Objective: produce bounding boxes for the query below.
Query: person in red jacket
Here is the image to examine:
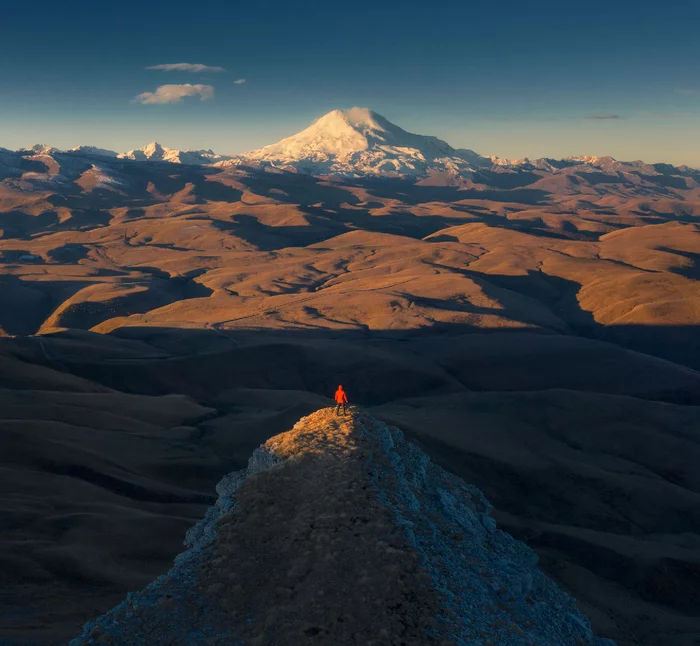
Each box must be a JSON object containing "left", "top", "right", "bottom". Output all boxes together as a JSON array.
[{"left": 334, "top": 384, "right": 349, "bottom": 416}]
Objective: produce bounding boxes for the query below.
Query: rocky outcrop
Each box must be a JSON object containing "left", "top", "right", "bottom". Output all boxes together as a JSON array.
[{"left": 72, "top": 408, "right": 614, "bottom": 645}]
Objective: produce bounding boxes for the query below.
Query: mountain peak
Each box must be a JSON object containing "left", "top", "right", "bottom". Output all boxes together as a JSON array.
[
  {"left": 319, "top": 107, "right": 385, "bottom": 132},
  {"left": 143, "top": 141, "right": 165, "bottom": 153},
  {"left": 72, "top": 408, "right": 609, "bottom": 645},
  {"left": 118, "top": 141, "right": 171, "bottom": 162},
  {"left": 25, "top": 143, "right": 59, "bottom": 155},
  {"left": 251, "top": 107, "right": 385, "bottom": 159},
  {"left": 243, "top": 107, "right": 483, "bottom": 176},
  {"left": 312, "top": 107, "right": 428, "bottom": 150}
]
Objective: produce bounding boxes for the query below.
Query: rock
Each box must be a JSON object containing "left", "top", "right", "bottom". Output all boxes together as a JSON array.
[{"left": 71, "top": 407, "right": 614, "bottom": 645}]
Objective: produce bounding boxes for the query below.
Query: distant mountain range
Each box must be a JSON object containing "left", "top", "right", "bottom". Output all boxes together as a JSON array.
[{"left": 7, "top": 108, "right": 699, "bottom": 182}]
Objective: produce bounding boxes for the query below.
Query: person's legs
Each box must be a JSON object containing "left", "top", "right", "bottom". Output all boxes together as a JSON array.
[
  {"left": 343, "top": 403, "right": 347, "bottom": 415},
  {"left": 335, "top": 403, "right": 340, "bottom": 415}
]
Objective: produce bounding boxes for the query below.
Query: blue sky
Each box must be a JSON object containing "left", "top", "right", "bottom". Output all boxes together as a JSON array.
[{"left": 2, "top": 0, "right": 700, "bottom": 165}]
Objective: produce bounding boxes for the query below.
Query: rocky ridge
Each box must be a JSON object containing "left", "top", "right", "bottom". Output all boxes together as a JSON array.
[{"left": 71, "top": 408, "right": 614, "bottom": 646}]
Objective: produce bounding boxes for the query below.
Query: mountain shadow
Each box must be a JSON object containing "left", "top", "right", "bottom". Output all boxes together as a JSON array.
[{"left": 1, "top": 323, "right": 700, "bottom": 645}]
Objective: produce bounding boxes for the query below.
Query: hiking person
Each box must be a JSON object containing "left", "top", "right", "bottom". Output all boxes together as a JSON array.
[{"left": 334, "top": 384, "right": 349, "bottom": 416}]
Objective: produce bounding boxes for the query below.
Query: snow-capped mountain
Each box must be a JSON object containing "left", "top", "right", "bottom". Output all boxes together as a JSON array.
[
  {"left": 118, "top": 142, "right": 231, "bottom": 165},
  {"left": 21, "top": 144, "right": 61, "bottom": 155},
  {"left": 239, "top": 107, "right": 489, "bottom": 177},
  {"left": 252, "top": 108, "right": 456, "bottom": 159}
]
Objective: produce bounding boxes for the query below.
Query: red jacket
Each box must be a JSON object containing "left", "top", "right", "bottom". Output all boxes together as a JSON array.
[{"left": 335, "top": 387, "right": 348, "bottom": 403}]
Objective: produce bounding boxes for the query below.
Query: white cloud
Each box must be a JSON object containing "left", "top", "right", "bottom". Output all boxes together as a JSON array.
[
  {"left": 146, "top": 63, "right": 226, "bottom": 73},
  {"left": 234, "top": 78, "right": 247, "bottom": 84},
  {"left": 133, "top": 84, "right": 215, "bottom": 105}
]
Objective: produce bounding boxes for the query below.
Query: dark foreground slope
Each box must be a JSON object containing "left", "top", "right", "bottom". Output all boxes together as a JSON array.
[
  {"left": 71, "top": 408, "right": 613, "bottom": 646},
  {"left": 375, "top": 392, "right": 700, "bottom": 645},
  {"left": 2, "top": 328, "right": 700, "bottom": 645}
]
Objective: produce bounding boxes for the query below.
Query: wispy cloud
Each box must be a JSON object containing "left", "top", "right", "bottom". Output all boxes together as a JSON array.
[
  {"left": 582, "top": 113, "right": 624, "bottom": 120},
  {"left": 146, "top": 63, "right": 226, "bottom": 73},
  {"left": 676, "top": 88, "right": 698, "bottom": 96},
  {"left": 133, "top": 84, "right": 215, "bottom": 104},
  {"left": 234, "top": 78, "right": 247, "bottom": 84}
]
